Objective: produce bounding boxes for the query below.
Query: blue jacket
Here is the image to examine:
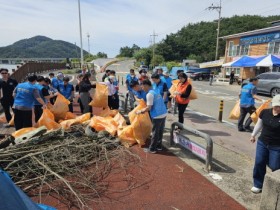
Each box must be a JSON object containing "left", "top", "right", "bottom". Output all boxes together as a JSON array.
[
  {"left": 164, "top": 77, "right": 172, "bottom": 89},
  {"left": 148, "top": 90, "right": 167, "bottom": 119},
  {"left": 132, "top": 90, "right": 147, "bottom": 101},
  {"left": 34, "top": 84, "right": 47, "bottom": 106},
  {"left": 240, "top": 83, "right": 256, "bottom": 107},
  {"left": 14, "top": 82, "right": 37, "bottom": 109},
  {"left": 51, "top": 77, "right": 59, "bottom": 89},
  {"left": 58, "top": 83, "right": 73, "bottom": 100},
  {"left": 126, "top": 74, "right": 138, "bottom": 91}
]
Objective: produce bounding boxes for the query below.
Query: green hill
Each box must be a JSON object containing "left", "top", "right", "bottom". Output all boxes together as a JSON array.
[
  {"left": 156, "top": 15, "right": 280, "bottom": 62},
  {"left": 0, "top": 36, "right": 88, "bottom": 58}
]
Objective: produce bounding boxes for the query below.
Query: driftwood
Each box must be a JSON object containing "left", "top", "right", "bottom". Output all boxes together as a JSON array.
[{"left": 0, "top": 124, "right": 148, "bottom": 210}]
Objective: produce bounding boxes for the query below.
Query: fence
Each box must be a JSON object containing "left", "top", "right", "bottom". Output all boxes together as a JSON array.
[{"left": 10, "top": 62, "right": 66, "bottom": 82}]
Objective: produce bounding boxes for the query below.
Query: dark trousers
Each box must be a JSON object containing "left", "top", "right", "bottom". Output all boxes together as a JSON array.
[
  {"left": 253, "top": 140, "right": 280, "bottom": 188},
  {"left": 14, "top": 109, "right": 32, "bottom": 131},
  {"left": 34, "top": 105, "right": 43, "bottom": 123},
  {"left": 0, "top": 98, "right": 14, "bottom": 122},
  {"left": 108, "top": 94, "right": 119, "bottom": 110},
  {"left": 238, "top": 106, "right": 256, "bottom": 130},
  {"left": 178, "top": 103, "right": 188, "bottom": 124},
  {"left": 68, "top": 103, "right": 73, "bottom": 113},
  {"left": 150, "top": 117, "right": 166, "bottom": 151}
]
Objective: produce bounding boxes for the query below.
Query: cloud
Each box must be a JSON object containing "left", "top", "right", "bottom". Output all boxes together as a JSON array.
[{"left": 0, "top": 0, "right": 279, "bottom": 57}]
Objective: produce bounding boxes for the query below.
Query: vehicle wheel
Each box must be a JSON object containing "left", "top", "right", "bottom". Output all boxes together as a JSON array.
[
  {"left": 271, "top": 88, "right": 280, "bottom": 97},
  {"left": 198, "top": 76, "right": 203, "bottom": 81}
]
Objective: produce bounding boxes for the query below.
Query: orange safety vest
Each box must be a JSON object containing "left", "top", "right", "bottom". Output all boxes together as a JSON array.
[{"left": 175, "top": 81, "right": 190, "bottom": 104}]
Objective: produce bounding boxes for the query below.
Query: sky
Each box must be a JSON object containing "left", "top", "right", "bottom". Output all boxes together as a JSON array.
[{"left": 0, "top": 0, "right": 280, "bottom": 57}]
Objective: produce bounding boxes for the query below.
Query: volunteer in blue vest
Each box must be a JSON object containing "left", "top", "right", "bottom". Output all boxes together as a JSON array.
[
  {"left": 174, "top": 73, "right": 192, "bottom": 124},
  {"left": 238, "top": 78, "right": 264, "bottom": 132},
  {"left": 151, "top": 73, "right": 168, "bottom": 108},
  {"left": 137, "top": 79, "right": 167, "bottom": 154},
  {"left": 34, "top": 76, "right": 55, "bottom": 123},
  {"left": 13, "top": 75, "right": 47, "bottom": 130},
  {"left": 130, "top": 80, "right": 147, "bottom": 101},
  {"left": 57, "top": 77, "right": 75, "bottom": 112},
  {"left": 49, "top": 72, "right": 59, "bottom": 89},
  {"left": 157, "top": 68, "right": 166, "bottom": 83},
  {"left": 57, "top": 72, "right": 64, "bottom": 87},
  {"left": 125, "top": 69, "right": 138, "bottom": 110},
  {"left": 162, "top": 71, "right": 172, "bottom": 110}
]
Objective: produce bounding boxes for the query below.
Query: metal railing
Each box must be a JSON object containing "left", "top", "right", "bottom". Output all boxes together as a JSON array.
[{"left": 170, "top": 122, "right": 213, "bottom": 172}]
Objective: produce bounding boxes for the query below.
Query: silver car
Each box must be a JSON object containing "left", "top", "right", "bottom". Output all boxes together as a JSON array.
[{"left": 242, "top": 72, "right": 280, "bottom": 97}]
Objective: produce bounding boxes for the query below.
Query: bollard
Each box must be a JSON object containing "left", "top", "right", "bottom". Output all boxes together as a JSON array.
[
  {"left": 218, "top": 100, "right": 224, "bottom": 122},
  {"left": 122, "top": 77, "right": 124, "bottom": 86},
  {"left": 118, "top": 75, "right": 120, "bottom": 82}
]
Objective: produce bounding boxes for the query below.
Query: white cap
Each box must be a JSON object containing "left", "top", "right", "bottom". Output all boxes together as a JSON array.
[{"left": 272, "top": 94, "right": 280, "bottom": 107}]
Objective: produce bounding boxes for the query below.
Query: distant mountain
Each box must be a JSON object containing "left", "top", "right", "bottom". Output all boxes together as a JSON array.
[{"left": 0, "top": 36, "right": 88, "bottom": 58}]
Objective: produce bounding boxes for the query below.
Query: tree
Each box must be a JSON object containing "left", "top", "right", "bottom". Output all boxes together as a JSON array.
[
  {"left": 133, "top": 47, "right": 152, "bottom": 66},
  {"left": 151, "top": 55, "right": 165, "bottom": 66},
  {"left": 96, "top": 52, "right": 108, "bottom": 58},
  {"left": 118, "top": 44, "right": 140, "bottom": 57}
]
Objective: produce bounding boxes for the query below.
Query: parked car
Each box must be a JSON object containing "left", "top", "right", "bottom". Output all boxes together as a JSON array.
[
  {"left": 139, "top": 65, "right": 149, "bottom": 72},
  {"left": 241, "top": 72, "right": 280, "bottom": 97},
  {"left": 185, "top": 70, "right": 195, "bottom": 77},
  {"left": 190, "top": 72, "right": 211, "bottom": 81}
]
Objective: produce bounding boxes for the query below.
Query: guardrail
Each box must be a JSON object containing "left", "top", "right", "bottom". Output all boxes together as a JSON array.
[{"left": 170, "top": 122, "right": 213, "bottom": 172}]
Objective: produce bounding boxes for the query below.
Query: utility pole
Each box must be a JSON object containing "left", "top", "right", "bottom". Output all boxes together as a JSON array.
[
  {"left": 78, "top": 0, "right": 84, "bottom": 68},
  {"left": 87, "top": 33, "right": 90, "bottom": 54},
  {"left": 150, "top": 30, "right": 158, "bottom": 69},
  {"left": 207, "top": 0, "right": 222, "bottom": 60}
]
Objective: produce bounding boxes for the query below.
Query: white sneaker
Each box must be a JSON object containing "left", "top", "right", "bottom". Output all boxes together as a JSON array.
[{"left": 251, "top": 186, "right": 262, "bottom": 194}]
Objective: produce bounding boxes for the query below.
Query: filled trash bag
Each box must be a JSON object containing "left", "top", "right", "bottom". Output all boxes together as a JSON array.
[
  {"left": 64, "top": 112, "right": 77, "bottom": 120},
  {"left": 118, "top": 125, "right": 137, "bottom": 146},
  {"left": 89, "top": 116, "right": 118, "bottom": 136},
  {"left": 92, "top": 107, "right": 118, "bottom": 117},
  {"left": 49, "top": 93, "right": 70, "bottom": 121},
  {"left": 128, "top": 99, "right": 146, "bottom": 123},
  {"left": 89, "top": 83, "right": 108, "bottom": 108},
  {"left": 187, "top": 78, "right": 198, "bottom": 100},
  {"left": 38, "top": 109, "right": 61, "bottom": 130},
  {"left": 113, "top": 113, "right": 127, "bottom": 128},
  {"left": 229, "top": 100, "right": 240, "bottom": 120},
  {"left": 169, "top": 79, "right": 197, "bottom": 100},
  {"left": 251, "top": 99, "right": 271, "bottom": 124},
  {"left": 131, "top": 112, "right": 152, "bottom": 145}
]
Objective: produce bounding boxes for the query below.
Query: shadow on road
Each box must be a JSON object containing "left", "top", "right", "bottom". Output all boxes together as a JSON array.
[
  {"left": 198, "top": 129, "right": 231, "bottom": 137},
  {"left": 185, "top": 113, "right": 216, "bottom": 124}
]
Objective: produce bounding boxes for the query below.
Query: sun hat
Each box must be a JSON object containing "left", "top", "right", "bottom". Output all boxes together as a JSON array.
[
  {"left": 163, "top": 71, "right": 169, "bottom": 76},
  {"left": 272, "top": 94, "right": 280, "bottom": 107}
]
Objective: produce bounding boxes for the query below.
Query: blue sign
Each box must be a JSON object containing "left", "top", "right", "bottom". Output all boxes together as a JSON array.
[{"left": 240, "top": 31, "right": 280, "bottom": 46}]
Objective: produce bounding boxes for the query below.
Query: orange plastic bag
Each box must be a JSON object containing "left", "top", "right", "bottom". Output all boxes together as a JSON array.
[
  {"left": 169, "top": 80, "right": 179, "bottom": 98},
  {"left": 93, "top": 107, "right": 119, "bottom": 117},
  {"left": 0, "top": 116, "right": 7, "bottom": 123},
  {"left": 128, "top": 99, "right": 146, "bottom": 123},
  {"left": 75, "top": 113, "right": 91, "bottom": 123},
  {"left": 131, "top": 112, "right": 152, "bottom": 145},
  {"left": 251, "top": 100, "right": 271, "bottom": 124},
  {"left": 113, "top": 113, "right": 127, "bottom": 128},
  {"left": 60, "top": 119, "right": 77, "bottom": 130},
  {"left": 12, "top": 127, "right": 37, "bottom": 138},
  {"left": 89, "top": 116, "right": 118, "bottom": 136},
  {"left": 188, "top": 78, "right": 198, "bottom": 100},
  {"left": 89, "top": 83, "right": 108, "bottom": 108},
  {"left": 50, "top": 93, "right": 70, "bottom": 121},
  {"left": 38, "top": 109, "right": 61, "bottom": 130},
  {"left": 229, "top": 100, "right": 240, "bottom": 120},
  {"left": 65, "top": 112, "right": 77, "bottom": 120},
  {"left": 118, "top": 125, "right": 137, "bottom": 146}
]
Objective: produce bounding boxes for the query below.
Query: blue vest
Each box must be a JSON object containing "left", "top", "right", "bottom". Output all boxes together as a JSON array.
[
  {"left": 160, "top": 75, "right": 167, "bottom": 84},
  {"left": 240, "top": 83, "right": 255, "bottom": 107},
  {"left": 34, "top": 84, "right": 47, "bottom": 106},
  {"left": 14, "top": 82, "right": 37, "bottom": 109},
  {"left": 126, "top": 74, "right": 138, "bottom": 91},
  {"left": 164, "top": 77, "right": 172, "bottom": 89},
  {"left": 51, "top": 77, "right": 59, "bottom": 89},
  {"left": 149, "top": 90, "right": 167, "bottom": 119},
  {"left": 132, "top": 90, "right": 147, "bottom": 101},
  {"left": 58, "top": 83, "right": 73, "bottom": 99},
  {"left": 152, "top": 80, "right": 165, "bottom": 97}
]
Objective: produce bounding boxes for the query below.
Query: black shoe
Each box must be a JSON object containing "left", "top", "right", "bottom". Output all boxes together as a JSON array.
[
  {"left": 238, "top": 128, "right": 245, "bottom": 132},
  {"left": 157, "top": 145, "right": 163, "bottom": 151},
  {"left": 245, "top": 127, "right": 253, "bottom": 132}
]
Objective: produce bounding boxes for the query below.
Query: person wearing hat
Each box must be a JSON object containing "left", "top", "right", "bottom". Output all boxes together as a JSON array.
[
  {"left": 138, "top": 69, "right": 149, "bottom": 84},
  {"left": 250, "top": 94, "right": 280, "bottom": 194},
  {"left": 0, "top": 68, "right": 18, "bottom": 126},
  {"left": 57, "top": 76, "right": 74, "bottom": 112}
]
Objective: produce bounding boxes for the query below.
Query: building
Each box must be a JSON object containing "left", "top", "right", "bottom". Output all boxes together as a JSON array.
[{"left": 221, "top": 24, "right": 280, "bottom": 79}]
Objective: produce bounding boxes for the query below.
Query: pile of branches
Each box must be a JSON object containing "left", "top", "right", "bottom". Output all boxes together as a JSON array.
[{"left": 0, "top": 125, "right": 148, "bottom": 209}]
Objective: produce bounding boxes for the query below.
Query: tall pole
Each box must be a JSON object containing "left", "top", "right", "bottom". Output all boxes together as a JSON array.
[
  {"left": 87, "top": 33, "right": 90, "bottom": 54},
  {"left": 78, "top": 0, "right": 84, "bottom": 67},
  {"left": 207, "top": 0, "right": 222, "bottom": 60},
  {"left": 150, "top": 30, "right": 158, "bottom": 69}
]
